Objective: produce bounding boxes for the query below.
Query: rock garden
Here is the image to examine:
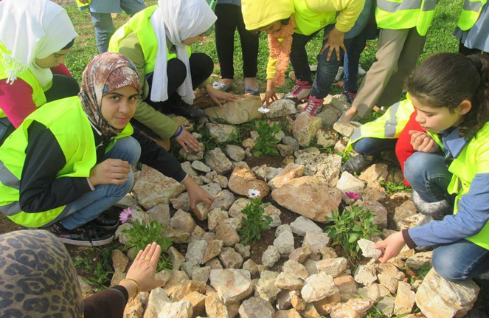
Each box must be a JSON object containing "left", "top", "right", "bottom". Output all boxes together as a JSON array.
[{"left": 70, "top": 95, "right": 485, "bottom": 318}]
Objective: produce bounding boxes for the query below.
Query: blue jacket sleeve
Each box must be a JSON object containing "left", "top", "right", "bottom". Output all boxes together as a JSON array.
[{"left": 407, "top": 173, "right": 489, "bottom": 247}]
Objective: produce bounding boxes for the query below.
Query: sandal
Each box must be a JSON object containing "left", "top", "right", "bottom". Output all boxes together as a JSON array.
[
  {"left": 244, "top": 85, "right": 259, "bottom": 95},
  {"left": 212, "top": 81, "right": 232, "bottom": 92}
]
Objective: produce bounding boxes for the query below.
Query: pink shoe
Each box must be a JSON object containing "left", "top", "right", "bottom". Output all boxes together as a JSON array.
[
  {"left": 342, "top": 90, "right": 357, "bottom": 104},
  {"left": 302, "top": 96, "right": 324, "bottom": 116},
  {"left": 285, "top": 80, "right": 312, "bottom": 101}
]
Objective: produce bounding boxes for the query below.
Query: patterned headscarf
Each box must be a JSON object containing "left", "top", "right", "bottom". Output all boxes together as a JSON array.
[
  {"left": 79, "top": 52, "right": 140, "bottom": 137},
  {"left": 0, "top": 230, "right": 83, "bottom": 317}
]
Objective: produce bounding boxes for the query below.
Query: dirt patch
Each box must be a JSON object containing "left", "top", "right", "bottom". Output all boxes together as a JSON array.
[{"left": 245, "top": 153, "right": 284, "bottom": 169}]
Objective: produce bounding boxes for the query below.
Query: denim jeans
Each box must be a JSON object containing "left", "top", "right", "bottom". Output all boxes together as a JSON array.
[
  {"left": 404, "top": 151, "right": 455, "bottom": 204},
  {"left": 432, "top": 239, "right": 489, "bottom": 281},
  {"left": 352, "top": 137, "right": 398, "bottom": 156},
  {"left": 90, "top": 0, "right": 146, "bottom": 53},
  {"left": 54, "top": 137, "right": 141, "bottom": 230},
  {"left": 289, "top": 25, "right": 352, "bottom": 99}
]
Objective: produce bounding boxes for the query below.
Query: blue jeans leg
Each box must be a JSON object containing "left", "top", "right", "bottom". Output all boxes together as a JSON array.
[
  {"left": 90, "top": 12, "right": 115, "bottom": 53},
  {"left": 311, "top": 26, "right": 352, "bottom": 99},
  {"left": 344, "top": 34, "right": 367, "bottom": 93},
  {"left": 352, "top": 137, "right": 397, "bottom": 156},
  {"left": 56, "top": 137, "right": 141, "bottom": 230},
  {"left": 432, "top": 239, "right": 489, "bottom": 281},
  {"left": 404, "top": 152, "right": 453, "bottom": 203}
]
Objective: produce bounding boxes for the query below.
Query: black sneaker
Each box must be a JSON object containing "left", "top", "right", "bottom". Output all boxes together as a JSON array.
[
  {"left": 168, "top": 100, "right": 204, "bottom": 119},
  {"left": 48, "top": 222, "right": 114, "bottom": 247},
  {"left": 341, "top": 154, "right": 375, "bottom": 174},
  {"left": 91, "top": 213, "right": 120, "bottom": 231}
]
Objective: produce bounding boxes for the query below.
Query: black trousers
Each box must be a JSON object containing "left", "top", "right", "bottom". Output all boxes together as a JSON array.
[
  {"left": 144, "top": 53, "right": 213, "bottom": 110},
  {"left": 214, "top": 4, "right": 259, "bottom": 79}
]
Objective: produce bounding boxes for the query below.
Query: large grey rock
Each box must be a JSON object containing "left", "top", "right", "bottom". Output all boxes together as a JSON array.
[
  {"left": 290, "top": 216, "right": 322, "bottom": 236},
  {"left": 255, "top": 270, "right": 281, "bottom": 302},
  {"left": 272, "top": 176, "right": 342, "bottom": 223},
  {"left": 293, "top": 112, "right": 322, "bottom": 147},
  {"left": 301, "top": 272, "right": 338, "bottom": 303},
  {"left": 133, "top": 165, "right": 186, "bottom": 209},
  {"left": 415, "top": 269, "right": 479, "bottom": 318},
  {"left": 267, "top": 99, "right": 297, "bottom": 118},
  {"left": 205, "top": 148, "right": 234, "bottom": 174},
  {"left": 239, "top": 297, "right": 275, "bottom": 318},
  {"left": 205, "top": 96, "right": 263, "bottom": 124},
  {"left": 209, "top": 269, "right": 253, "bottom": 304}
]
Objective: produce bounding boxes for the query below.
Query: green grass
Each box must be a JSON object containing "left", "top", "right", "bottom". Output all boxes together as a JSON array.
[{"left": 63, "top": 0, "right": 463, "bottom": 93}]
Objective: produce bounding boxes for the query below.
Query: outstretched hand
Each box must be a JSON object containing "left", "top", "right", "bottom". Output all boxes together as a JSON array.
[
  {"left": 206, "top": 85, "right": 238, "bottom": 107},
  {"left": 125, "top": 243, "right": 166, "bottom": 293},
  {"left": 262, "top": 80, "right": 278, "bottom": 106}
]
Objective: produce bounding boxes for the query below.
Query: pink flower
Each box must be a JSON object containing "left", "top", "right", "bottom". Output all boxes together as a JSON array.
[
  {"left": 345, "top": 192, "right": 359, "bottom": 200},
  {"left": 119, "top": 207, "right": 135, "bottom": 223}
]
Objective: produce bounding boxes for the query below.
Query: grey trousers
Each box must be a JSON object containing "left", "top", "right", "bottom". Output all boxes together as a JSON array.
[{"left": 353, "top": 28, "right": 427, "bottom": 117}]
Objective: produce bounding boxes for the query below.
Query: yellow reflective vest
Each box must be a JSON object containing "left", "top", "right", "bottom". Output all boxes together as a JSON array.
[
  {"left": 0, "top": 43, "right": 48, "bottom": 119},
  {"left": 0, "top": 96, "right": 132, "bottom": 228},
  {"left": 376, "top": 0, "right": 438, "bottom": 36},
  {"left": 457, "top": 0, "right": 487, "bottom": 31},
  {"left": 109, "top": 5, "right": 191, "bottom": 75},
  {"left": 429, "top": 123, "right": 489, "bottom": 250},
  {"left": 293, "top": 0, "right": 337, "bottom": 35},
  {"left": 346, "top": 97, "right": 415, "bottom": 152}
]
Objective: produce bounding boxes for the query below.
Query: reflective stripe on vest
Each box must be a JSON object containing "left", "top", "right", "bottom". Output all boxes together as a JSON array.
[
  {"left": 457, "top": 0, "right": 487, "bottom": 31},
  {"left": 0, "top": 43, "right": 47, "bottom": 118},
  {"left": 376, "top": 0, "right": 437, "bottom": 36},
  {"left": 346, "top": 98, "right": 415, "bottom": 152},
  {"left": 109, "top": 6, "right": 191, "bottom": 75},
  {"left": 0, "top": 96, "right": 133, "bottom": 227},
  {"left": 293, "top": 0, "right": 337, "bottom": 35}
]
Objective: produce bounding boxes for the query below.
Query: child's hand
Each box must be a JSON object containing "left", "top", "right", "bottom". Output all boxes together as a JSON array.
[
  {"left": 321, "top": 27, "right": 346, "bottom": 61},
  {"left": 182, "top": 177, "right": 215, "bottom": 211},
  {"left": 206, "top": 85, "right": 238, "bottom": 107},
  {"left": 263, "top": 80, "right": 278, "bottom": 106},
  {"left": 409, "top": 130, "right": 440, "bottom": 153},
  {"left": 374, "top": 232, "right": 406, "bottom": 263},
  {"left": 175, "top": 128, "right": 201, "bottom": 153}
]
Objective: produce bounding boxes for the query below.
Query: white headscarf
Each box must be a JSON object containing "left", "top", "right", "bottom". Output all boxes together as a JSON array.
[
  {"left": 150, "top": 0, "right": 216, "bottom": 104},
  {"left": 0, "top": 0, "right": 78, "bottom": 88}
]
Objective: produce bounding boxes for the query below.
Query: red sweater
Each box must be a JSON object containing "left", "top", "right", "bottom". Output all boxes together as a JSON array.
[{"left": 0, "top": 64, "right": 72, "bottom": 128}]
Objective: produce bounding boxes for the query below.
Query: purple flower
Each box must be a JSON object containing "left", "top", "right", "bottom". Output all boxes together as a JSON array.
[
  {"left": 119, "top": 207, "right": 135, "bottom": 223},
  {"left": 345, "top": 192, "right": 359, "bottom": 200}
]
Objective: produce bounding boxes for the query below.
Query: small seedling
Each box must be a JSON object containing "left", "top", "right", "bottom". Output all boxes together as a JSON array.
[
  {"left": 74, "top": 247, "right": 115, "bottom": 291},
  {"left": 380, "top": 179, "right": 412, "bottom": 195},
  {"left": 238, "top": 189, "right": 273, "bottom": 244},
  {"left": 253, "top": 120, "right": 281, "bottom": 157},
  {"left": 123, "top": 220, "right": 173, "bottom": 271},
  {"left": 324, "top": 205, "right": 382, "bottom": 260}
]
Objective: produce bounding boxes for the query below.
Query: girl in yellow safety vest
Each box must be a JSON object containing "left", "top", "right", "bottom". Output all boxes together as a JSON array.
[
  {"left": 0, "top": 52, "right": 214, "bottom": 247},
  {"left": 374, "top": 53, "right": 489, "bottom": 284},
  {"left": 241, "top": 0, "right": 364, "bottom": 116},
  {"left": 0, "top": 0, "right": 79, "bottom": 144}
]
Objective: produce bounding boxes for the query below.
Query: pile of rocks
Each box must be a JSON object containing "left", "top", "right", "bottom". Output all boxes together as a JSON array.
[{"left": 82, "top": 95, "right": 481, "bottom": 318}]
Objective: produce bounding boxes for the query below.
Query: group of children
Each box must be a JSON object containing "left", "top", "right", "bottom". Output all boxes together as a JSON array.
[{"left": 0, "top": 0, "right": 488, "bottom": 313}]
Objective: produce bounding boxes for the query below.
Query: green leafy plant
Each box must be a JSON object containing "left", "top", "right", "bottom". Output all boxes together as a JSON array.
[
  {"left": 380, "top": 179, "right": 412, "bottom": 195},
  {"left": 123, "top": 220, "right": 173, "bottom": 271},
  {"left": 324, "top": 205, "right": 382, "bottom": 260},
  {"left": 239, "top": 190, "right": 273, "bottom": 244},
  {"left": 253, "top": 120, "right": 281, "bottom": 157}
]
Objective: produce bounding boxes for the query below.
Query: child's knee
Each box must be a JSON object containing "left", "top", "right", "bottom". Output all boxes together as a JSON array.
[{"left": 432, "top": 248, "right": 469, "bottom": 282}]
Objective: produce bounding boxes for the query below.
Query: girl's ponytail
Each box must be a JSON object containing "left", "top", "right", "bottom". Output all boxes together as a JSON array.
[{"left": 406, "top": 53, "right": 489, "bottom": 136}]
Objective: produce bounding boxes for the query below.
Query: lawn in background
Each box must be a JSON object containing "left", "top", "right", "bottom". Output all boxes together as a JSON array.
[{"left": 65, "top": 0, "right": 463, "bottom": 95}]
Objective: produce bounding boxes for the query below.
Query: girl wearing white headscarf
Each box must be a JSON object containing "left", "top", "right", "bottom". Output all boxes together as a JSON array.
[
  {"left": 0, "top": 0, "right": 79, "bottom": 144},
  {"left": 109, "top": 0, "right": 237, "bottom": 153}
]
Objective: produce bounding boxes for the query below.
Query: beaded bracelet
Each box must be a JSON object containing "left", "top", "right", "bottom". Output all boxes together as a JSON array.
[
  {"left": 172, "top": 125, "right": 184, "bottom": 139},
  {"left": 120, "top": 278, "right": 141, "bottom": 299}
]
